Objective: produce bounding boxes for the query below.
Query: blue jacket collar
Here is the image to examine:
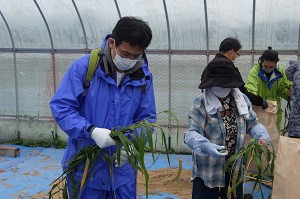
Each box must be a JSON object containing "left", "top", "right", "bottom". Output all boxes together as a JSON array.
[{"left": 258, "top": 66, "right": 283, "bottom": 89}]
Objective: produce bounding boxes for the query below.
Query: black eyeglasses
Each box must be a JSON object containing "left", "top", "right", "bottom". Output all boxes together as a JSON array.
[
  {"left": 234, "top": 51, "right": 240, "bottom": 58},
  {"left": 116, "top": 46, "right": 143, "bottom": 61}
]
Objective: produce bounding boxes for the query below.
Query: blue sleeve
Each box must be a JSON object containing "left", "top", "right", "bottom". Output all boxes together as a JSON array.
[
  {"left": 49, "top": 56, "right": 91, "bottom": 139},
  {"left": 249, "top": 123, "right": 271, "bottom": 141},
  {"left": 184, "top": 97, "right": 211, "bottom": 156}
]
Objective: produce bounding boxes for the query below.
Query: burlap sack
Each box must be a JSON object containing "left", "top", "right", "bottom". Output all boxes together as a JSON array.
[
  {"left": 244, "top": 100, "right": 279, "bottom": 173},
  {"left": 272, "top": 136, "right": 300, "bottom": 199}
]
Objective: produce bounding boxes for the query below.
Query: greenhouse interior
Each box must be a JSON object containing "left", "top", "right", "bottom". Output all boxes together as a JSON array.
[{"left": 0, "top": 0, "right": 300, "bottom": 199}]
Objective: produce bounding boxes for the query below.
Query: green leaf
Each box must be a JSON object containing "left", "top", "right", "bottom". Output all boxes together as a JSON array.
[
  {"left": 62, "top": 184, "right": 68, "bottom": 199},
  {"left": 224, "top": 153, "right": 242, "bottom": 171},
  {"left": 253, "top": 152, "right": 262, "bottom": 173},
  {"left": 80, "top": 157, "right": 89, "bottom": 191},
  {"left": 246, "top": 138, "right": 255, "bottom": 149}
]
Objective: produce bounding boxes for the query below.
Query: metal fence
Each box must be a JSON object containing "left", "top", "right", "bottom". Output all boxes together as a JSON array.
[
  {"left": 0, "top": 0, "right": 299, "bottom": 152},
  {"left": 0, "top": 50, "right": 298, "bottom": 152}
]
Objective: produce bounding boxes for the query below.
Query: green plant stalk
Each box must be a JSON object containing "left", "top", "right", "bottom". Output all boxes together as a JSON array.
[{"left": 173, "top": 158, "right": 182, "bottom": 180}]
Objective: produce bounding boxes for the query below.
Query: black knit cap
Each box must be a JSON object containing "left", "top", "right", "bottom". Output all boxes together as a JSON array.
[{"left": 199, "top": 58, "right": 245, "bottom": 89}]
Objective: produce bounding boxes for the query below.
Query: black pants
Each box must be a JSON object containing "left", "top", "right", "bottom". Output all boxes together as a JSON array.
[{"left": 192, "top": 172, "right": 243, "bottom": 199}]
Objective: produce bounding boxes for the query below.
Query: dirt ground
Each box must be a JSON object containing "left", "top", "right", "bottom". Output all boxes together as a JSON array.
[
  {"left": 137, "top": 168, "right": 192, "bottom": 199},
  {"left": 32, "top": 168, "right": 192, "bottom": 199}
]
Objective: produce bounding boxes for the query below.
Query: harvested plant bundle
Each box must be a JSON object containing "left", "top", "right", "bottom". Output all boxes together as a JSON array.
[{"left": 225, "top": 138, "right": 275, "bottom": 199}]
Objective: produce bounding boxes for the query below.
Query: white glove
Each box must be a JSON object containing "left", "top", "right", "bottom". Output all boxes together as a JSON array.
[
  {"left": 114, "top": 148, "right": 129, "bottom": 167},
  {"left": 91, "top": 128, "right": 116, "bottom": 148}
]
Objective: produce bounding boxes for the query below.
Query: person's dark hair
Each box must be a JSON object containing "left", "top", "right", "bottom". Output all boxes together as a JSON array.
[
  {"left": 111, "top": 16, "right": 152, "bottom": 49},
  {"left": 259, "top": 46, "right": 279, "bottom": 63},
  {"left": 219, "top": 37, "right": 242, "bottom": 52}
]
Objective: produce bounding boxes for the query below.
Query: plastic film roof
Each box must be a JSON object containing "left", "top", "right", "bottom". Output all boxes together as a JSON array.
[{"left": 0, "top": 0, "right": 299, "bottom": 51}]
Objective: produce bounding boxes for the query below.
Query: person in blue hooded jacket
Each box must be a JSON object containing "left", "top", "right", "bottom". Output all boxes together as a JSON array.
[{"left": 50, "top": 16, "right": 156, "bottom": 199}]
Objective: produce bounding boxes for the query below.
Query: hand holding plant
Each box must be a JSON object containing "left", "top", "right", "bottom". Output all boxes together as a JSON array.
[
  {"left": 225, "top": 138, "right": 275, "bottom": 199},
  {"left": 48, "top": 110, "right": 179, "bottom": 199}
]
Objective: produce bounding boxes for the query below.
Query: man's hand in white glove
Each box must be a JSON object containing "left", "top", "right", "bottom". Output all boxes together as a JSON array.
[
  {"left": 91, "top": 128, "right": 116, "bottom": 148},
  {"left": 203, "top": 143, "right": 228, "bottom": 158},
  {"left": 114, "top": 148, "right": 129, "bottom": 167}
]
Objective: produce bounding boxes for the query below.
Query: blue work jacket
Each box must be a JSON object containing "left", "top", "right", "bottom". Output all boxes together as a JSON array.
[{"left": 50, "top": 35, "right": 156, "bottom": 191}]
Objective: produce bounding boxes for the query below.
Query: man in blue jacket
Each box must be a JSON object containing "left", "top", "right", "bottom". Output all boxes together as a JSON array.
[{"left": 50, "top": 16, "right": 156, "bottom": 199}]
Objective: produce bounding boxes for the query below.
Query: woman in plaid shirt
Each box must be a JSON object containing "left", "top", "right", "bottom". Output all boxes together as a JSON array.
[{"left": 184, "top": 58, "right": 270, "bottom": 199}]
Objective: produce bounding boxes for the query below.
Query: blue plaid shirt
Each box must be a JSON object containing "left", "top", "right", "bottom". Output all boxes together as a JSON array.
[{"left": 184, "top": 92, "right": 270, "bottom": 188}]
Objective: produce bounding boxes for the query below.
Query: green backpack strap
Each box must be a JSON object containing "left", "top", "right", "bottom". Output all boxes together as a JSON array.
[{"left": 83, "top": 47, "right": 102, "bottom": 97}]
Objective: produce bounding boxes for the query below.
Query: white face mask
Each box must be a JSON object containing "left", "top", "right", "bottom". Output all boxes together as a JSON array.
[
  {"left": 113, "top": 47, "right": 138, "bottom": 71},
  {"left": 211, "top": 86, "right": 231, "bottom": 98},
  {"left": 230, "top": 51, "right": 235, "bottom": 63},
  {"left": 229, "top": 50, "right": 240, "bottom": 63}
]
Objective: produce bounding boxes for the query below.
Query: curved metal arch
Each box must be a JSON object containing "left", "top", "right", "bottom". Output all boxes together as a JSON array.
[
  {"left": 251, "top": 0, "right": 256, "bottom": 67},
  {"left": 162, "top": 0, "right": 171, "bottom": 101},
  {"left": 33, "top": 0, "right": 54, "bottom": 53},
  {"left": 114, "top": 0, "right": 122, "bottom": 19},
  {"left": 0, "top": 10, "right": 20, "bottom": 134},
  {"left": 162, "top": 0, "right": 171, "bottom": 107},
  {"left": 162, "top": 0, "right": 172, "bottom": 149},
  {"left": 72, "top": 0, "right": 88, "bottom": 50},
  {"left": 33, "top": 0, "right": 59, "bottom": 138},
  {"left": 203, "top": 0, "right": 209, "bottom": 63},
  {"left": 0, "top": 11, "right": 15, "bottom": 49}
]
